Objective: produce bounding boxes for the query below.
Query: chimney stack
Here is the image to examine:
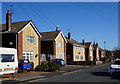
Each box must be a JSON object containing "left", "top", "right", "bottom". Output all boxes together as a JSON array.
[
  {"left": 82, "top": 39, "right": 85, "bottom": 45},
  {"left": 96, "top": 43, "right": 98, "bottom": 46},
  {"left": 56, "top": 27, "right": 58, "bottom": 31},
  {"left": 68, "top": 32, "right": 71, "bottom": 40},
  {"left": 6, "top": 10, "right": 11, "bottom": 31}
]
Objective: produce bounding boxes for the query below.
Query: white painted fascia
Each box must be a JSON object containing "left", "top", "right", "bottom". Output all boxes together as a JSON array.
[
  {"left": 55, "top": 31, "right": 67, "bottom": 43},
  {"left": 18, "top": 21, "right": 42, "bottom": 38}
]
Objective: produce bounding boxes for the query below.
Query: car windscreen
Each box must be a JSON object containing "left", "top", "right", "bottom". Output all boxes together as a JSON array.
[
  {"left": 113, "top": 61, "right": 120, "bottom": 65},
  {"left": 0, "top": 54, "right": 14, "bottom": 62}
]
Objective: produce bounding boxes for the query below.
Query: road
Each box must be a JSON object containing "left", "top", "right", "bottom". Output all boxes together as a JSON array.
[{"left": 29, "top": 63, "right": 120, "bottom": 83}]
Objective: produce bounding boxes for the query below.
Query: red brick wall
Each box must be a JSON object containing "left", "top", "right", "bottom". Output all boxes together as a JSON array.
[
  {"left": 66, "top": 43, "right": 73, "bottom": 64},
  {"left": 17, "top": 32, "right": 23, "bottom": 59},
  {"left": 64, "top": 40, "right": 67, "bottom": 63},
  {"left": 38, "top": 37, "right": 41, "bottom": 64},
  {"left": 41, "top": 41, "right": 54, "bottom": 55}
]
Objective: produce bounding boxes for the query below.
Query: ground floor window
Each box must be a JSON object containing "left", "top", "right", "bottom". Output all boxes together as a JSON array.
[
  {"left": 90, "top": 55, "right": 92, "bottom": 60},
  {"left": 23, "top": 51, "right": 34, "bottom": 62},
  {"left": 58, "top": 53, "right": 64, "bottom": 60},
  {"left": 80, "top": 55, "right": 84, "bottom": 60},
  {"left": 75, "top": 55, "right": 79, "bottom": 61}
]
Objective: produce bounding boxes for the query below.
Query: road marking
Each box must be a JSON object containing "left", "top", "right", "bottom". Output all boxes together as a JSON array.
[
  {"left": 29, "top": 70, "right": 82, "bottom": 82},
  {"left": 29, "top": 78, "right": 47, "bottom": 82},
  {"left": 61, "top": 70, "right": 82, "bottom": 76}
]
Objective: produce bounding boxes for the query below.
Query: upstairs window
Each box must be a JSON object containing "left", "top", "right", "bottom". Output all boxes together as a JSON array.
[
  {"left": 58, "top": 42, "right": 62, "bottom": 47},
  {"left": 74, "top": 46, "right": 78, "bottom": 50},
  {"left": 80, "top": 47, "right": 83, "bottom": 50},
  {"left": 27, "top": 36, "right": 35, "bottom": 43}
]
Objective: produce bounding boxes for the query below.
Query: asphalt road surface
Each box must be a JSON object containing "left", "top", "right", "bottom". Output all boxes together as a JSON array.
[{"left": 30, "top": 63, "right": 120, "bottom": 83}]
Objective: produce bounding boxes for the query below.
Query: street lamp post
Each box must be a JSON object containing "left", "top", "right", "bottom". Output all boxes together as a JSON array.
[
  {"left": 103, "top": 41, "right": 106, "bottom": 62},
  {"left": 104, "top": 41, "right": 106, "bottom": 50}
]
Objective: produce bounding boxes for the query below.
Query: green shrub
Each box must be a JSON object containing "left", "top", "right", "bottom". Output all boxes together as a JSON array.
[
  {"left": 41, "top": 61, "right": 49, "bottom": 71},
  {"left": 35, "top": 61, "right": 61, "bottom": 72},
  {"left": 35, "top": 65, "right": 44, "bottom": 71},
  {"left": 48, "top": 61, "right": 61, "bottom": 72}
]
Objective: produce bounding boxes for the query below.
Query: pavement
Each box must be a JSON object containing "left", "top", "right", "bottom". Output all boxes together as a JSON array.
[{"left": 1, "top": 64, "right": 92, "bottom": 83}]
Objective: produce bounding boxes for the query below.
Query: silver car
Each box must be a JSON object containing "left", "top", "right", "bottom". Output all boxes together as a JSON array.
[{"left": 108, "top": 59, "right": 120, "bottom": 75}]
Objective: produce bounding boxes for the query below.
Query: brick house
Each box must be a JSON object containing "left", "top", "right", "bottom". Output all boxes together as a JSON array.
[
  {"left": 66, "top": 32, "right": 86, "bottom": 65},
  {"left": 0, "top": 10, "right": 42, "bottom": 68},
  {"left": 93, "top": 42, "right": 100, "bottom": 61},
  {"left": 82, "top": 40, "right": 94, "bottom": 63},
  {"left": 99, "top": 47, "right": 105, "bottom": 61},
  {"left": 40, "top": 28, "right": 67, "bottom": 63}
]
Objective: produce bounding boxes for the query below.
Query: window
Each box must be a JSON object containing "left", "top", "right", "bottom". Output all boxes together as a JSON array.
[
  {"left": 75, "top": 55, "right": 79, "bottom": 60},
  {"left": 74, "top": 46, "right": 78, "bottom": 50},
  {"left": 80, "top": 55, "right": 83, "bottom": 60},
  {"left": 27, "top": 36, "right": 35, "bottom": 43},
  {"left": 80, "top": 47, "right": 83, "bottom": 50},
  {"left": 113, "top": 61, "right": 120, "bottom": 65},
  {"left": 90, "top": 55, "right": 92, "bottom": 60},
  {"left": 58, "top": 42, "right": 62, "bottom": 47},
  {"left": 23, "top": 51, "right": 34, "bottom": 62},
  {"left": 0, "top": 54, "right": 14, "bottom": 62},
  {"left": 90, "top": 49, "right": 92, "bottom": 51},
  {"left": 58, "top": 53, "right": 64, "bottom": 60}
]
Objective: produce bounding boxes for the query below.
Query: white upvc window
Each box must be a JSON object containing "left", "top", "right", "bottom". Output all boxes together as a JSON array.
[
  {"left": 74, "top": 46, "right": 78, "bottom": 50},
  {"left": 80, "top": 46, "right": 83, "bottom": 51},
  {"left": 75, "top": 55, "right": 79, "bottom": 61},
  {"left": 58, "top": 41, "right": 62, "bottom": 47},
  {"left": 58, "top": 53, "right": 64, "bottom": 60},
  {"left": 27, "top": 36, "right": 35, "bottom": 43},
  {"left": 23, "top": 51, "right": 34, "bottom": 62},
  {"left": 80, "top": 55, "right": 84, "bottom": 60},
  {"left": 90, "top": 55, "right": 92, "bottom": 60},
  {"left": 90, "top": 49, "right": 93, "bottom": 51}
]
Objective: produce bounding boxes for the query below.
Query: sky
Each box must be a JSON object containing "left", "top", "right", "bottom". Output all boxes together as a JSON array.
[{"left": 2, "top": 2, "right": 118, "bottom": 50}]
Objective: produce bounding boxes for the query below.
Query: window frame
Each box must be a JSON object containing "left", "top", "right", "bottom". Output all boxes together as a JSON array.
[
  {"left": 80, "top": 46, "right": 83, "bottom": 51},
  {"left": 23, "top": 51, "right": 34, "bottom": 62},
  {"left": 27, "top": 36, "right": 35, "bottom": 44},
  {"left": 75, "top": 55, "right": 79, "bottom": 61},
  {"left": 58, "top": 41, "right": 62, "bottom": 47},
  {"left": 80, "top": 55, "right": 84, "bottom": 60}
]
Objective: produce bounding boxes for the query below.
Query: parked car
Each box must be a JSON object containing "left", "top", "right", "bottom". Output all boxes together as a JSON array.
[
  {"left": 108, "top": 59, "right": 120, "bottom": 75},
  {"left": 51, "top": 59, "right": 65, "bottom": 66},
  {"left": 18, "top": 59, "right": 32, "bottom": 73}
]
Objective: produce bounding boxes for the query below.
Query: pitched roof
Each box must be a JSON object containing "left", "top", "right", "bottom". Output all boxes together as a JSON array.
[
  {"left": 0, "top": 20, "right": 30, "bottom": 33},
  {"left": 40, "top": 31, "right": 61, "bottom": 41},
  {"left": 93, "top": 43, "right": 98, "bottom": 49},
  {"left": 66, "top": 37, "right": 85, "bottom": 47},
  {"left": 85, "top": 42, "right": 92, "bottom": 47},
  {"left": 99, "top": 47, "right": 104, "bottom": 50},
  {"left": 0, "top": 20, "right": 42, "bottom": 37}
]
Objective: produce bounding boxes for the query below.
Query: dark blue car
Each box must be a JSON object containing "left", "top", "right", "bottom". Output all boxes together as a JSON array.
[
  {"left": 51, "top": 59, "right": 66, "bottom": 66},
  {"left": 18, "top": 59, "right": 32, "bottom": 73}
]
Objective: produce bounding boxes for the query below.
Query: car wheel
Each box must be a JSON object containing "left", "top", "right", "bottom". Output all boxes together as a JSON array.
[
  {"left": 27, "top": 70, "right": 30, "bottom": 72},
  {"left": 18, "top": 69, "right": 23, "bottom": 73}
]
